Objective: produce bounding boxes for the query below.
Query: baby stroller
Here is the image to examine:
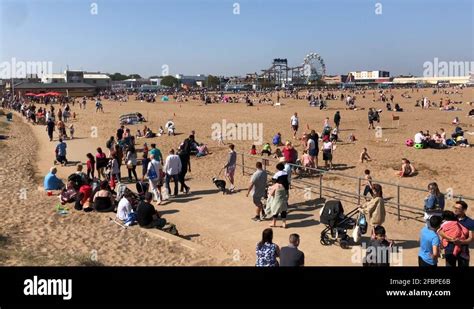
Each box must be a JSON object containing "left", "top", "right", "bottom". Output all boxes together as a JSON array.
[{"left": 319, "top": 200, "right": 358, "bottom": 249}]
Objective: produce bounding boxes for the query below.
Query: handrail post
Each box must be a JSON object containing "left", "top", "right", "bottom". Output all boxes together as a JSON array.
[
  {"left": 397, "top": 185, "right": 401, "bottom": 221},
  {"left": 319, "top": 174, "right": 323, "bottom": 199},
  {"left": 357, "top": 177, "right": 361, "bottom": 205},
  {"left": 241, "top": 153, "right": 245, "bottom": 176}
]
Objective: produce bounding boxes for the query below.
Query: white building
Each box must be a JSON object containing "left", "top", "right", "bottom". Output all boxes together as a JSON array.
[
  {"left": 41, "top": 70, "right": 111, "bottom": 90},
  {"left": 349, "top": 70, "right": 390, "bottom": 80}
]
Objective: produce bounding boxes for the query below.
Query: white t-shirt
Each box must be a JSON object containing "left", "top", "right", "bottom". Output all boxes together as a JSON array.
[
  {"left": 414, "top": 132, "right": 424, "bottom": 144},
  {"left": 323, "top": 141, "right": 333, "bottom": 151},
  {"left": 307, "top": 138, "right": 316, "bottom": 151},
  {"left": 117, "top": 197, "right": 132, "bottom": 221},
  {"left": 291, "top": 115, "right": 298, "bottom": 126}
]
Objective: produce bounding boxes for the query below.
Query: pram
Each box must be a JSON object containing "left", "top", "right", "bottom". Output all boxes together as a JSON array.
[{"left": 319, "top": 200, "right": 358, "bottom": 249}]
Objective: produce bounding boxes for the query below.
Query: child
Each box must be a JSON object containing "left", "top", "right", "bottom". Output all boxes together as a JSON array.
[
  {"left": 323, "top": 117, "right": 330, "bottom": 129},
  {"left": 69, "top": 124, "right": 75, "bottom": 139},
  {"left": 360, "top": 147, "right": 372, "bottom": 163},
  {"left": 250, "top": 144, "right": 257, "bottom": 155},
  {"left": 158, "top": 126, "right": 164, "bottom": 136},
  {"left": 363, "top": 225, "right": 392, "bottom": 267},
  {"left": 261, "top": 143, "right": 271, "bottom": 156},
  {"left": 273, "top": 148, "right": 283, "bottom": 159},
  {"left": 348, "top": 133, "right": 357, "bottom": 143},
  {"left": 301, "top": 149, "right": 314, "bottom": 168},
  {"left": 330, "top": 128, "right": 338, "bottom": 142},
  {"left": 362, "top": 169, "right": 374, "bottom": 200},
  {"left": 141, "top": 153, "right": 150, "bottom": 181},
  {"left": 136, "top": 129, "right": 143, "bottom": 138},
  {"left": 438, "top": 210, "right": 469, "bottom": 258}
]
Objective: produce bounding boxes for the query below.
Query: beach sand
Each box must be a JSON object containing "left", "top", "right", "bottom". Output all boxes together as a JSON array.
[{"left": 1, "top": 87, "right": 473, "bottom": 266}]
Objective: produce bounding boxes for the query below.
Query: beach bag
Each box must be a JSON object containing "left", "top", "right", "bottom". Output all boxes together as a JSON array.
[
  {"left": 148, "top": 164, "right": 158, "bottom": 180},
  {"left": 357, "top": 212, "right": 368, "bottom": 235},
  {"left": 446, "top": 139, "right": 455, "bottom": 146},
  {"left": 352, "top": 225, "right": 361, "bottom": 243}
]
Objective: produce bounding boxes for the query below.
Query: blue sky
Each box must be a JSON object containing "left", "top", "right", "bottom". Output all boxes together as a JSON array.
[{"left": 0, "top": 0, "right": 472, "bottom": 77}]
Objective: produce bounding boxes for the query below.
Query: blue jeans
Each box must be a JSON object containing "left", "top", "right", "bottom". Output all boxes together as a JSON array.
[{"left": 165, "top": 174, "right": 179, "bottom": 196}]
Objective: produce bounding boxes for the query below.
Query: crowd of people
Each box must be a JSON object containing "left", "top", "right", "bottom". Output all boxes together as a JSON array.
[{"left": 2, "top": 84, "right": 472, "bottom": 267}]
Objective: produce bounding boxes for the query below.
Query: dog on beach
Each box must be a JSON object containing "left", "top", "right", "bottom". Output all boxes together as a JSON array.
[{"left": 212, "top": 177, "right": 227, "bottom": 194}]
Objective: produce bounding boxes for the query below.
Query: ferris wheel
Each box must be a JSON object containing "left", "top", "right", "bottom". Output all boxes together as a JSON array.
[{"left": 302, "top": 52, "right": 326, "bottom": 83}]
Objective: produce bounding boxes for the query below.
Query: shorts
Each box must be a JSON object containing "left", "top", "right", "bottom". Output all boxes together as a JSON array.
[
  {"left": 292, "top": 125, "right": 299, "bottom": 131},
  {"left": 226, "top": 165, "right": 236, "bottom": 177},
  {"left": 309, "top": 148, "right": 317, "bottom": 157},
  {"left": 253, "top": 195, "right": 264, "bottom": 206},
  {"left": 323, "top": 151, "right": 332, "bottom": 161}
]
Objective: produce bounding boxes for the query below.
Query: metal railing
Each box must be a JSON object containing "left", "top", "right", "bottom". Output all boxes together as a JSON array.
[{"left": 236, "top": 152, "right": 474, "bottom": 221}]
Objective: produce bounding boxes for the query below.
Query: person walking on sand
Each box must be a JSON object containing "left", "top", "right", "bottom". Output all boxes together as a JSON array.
[
  {"left": 360, "top": 147, "right": 372, "bottom": 163},
  {"left": 246, "top": 162, "right": 268, "bottom": 221},
  {"left": 223, "top": 144, "right": 237, "bottom": 193},
  {"left": 290, "top": 112, "right": 299, "bottom": 139},
  {"left": 164, "top": 149, "right": 182, "bottom": 198},
  {"left": 46, "top": 117, "right": 55, "bottom": 141},
  {"left": 334, "top": 111, "right": 341, "bottom": 130},
  {"left": 147, "top": 154, "right": 163, "bottom": 204}
]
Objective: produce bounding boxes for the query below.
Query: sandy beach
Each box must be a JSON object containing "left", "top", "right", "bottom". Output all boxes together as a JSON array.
[{"left": 1, "top": 87, "right": 473, "bottom": 266}]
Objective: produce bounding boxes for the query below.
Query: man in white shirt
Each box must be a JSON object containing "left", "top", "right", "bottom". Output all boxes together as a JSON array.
[
  {"left": 290, "top": 112, "right": 299, "bottom": 139},
  {"left": 414, "top": 131, "right": 425, "bottom": 145},
  {"left": 164, "top": 149, "right": 182, "bottom": 197},
  {"left": 117, "top": 193, "right": 132, "bottom": 221}
]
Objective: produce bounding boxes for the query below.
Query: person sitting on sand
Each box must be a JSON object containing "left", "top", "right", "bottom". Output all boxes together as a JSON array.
[
  {"left": 301, "top": 150, "right": 315, "bottom": 169},
  {"left": 145, "top": 128, "right": 155, "bottom": 138},
  {"left": 74, "top": 178, "right": 92, "bottom": 211},
  {"left": 44, "top": 167, "right": 65, "bottom": 190},
  {"left": 272, "top": 132, "right": 282, "bottom": 146},
  {"left": 273, "top": 148, "right": 283, "bottom": 159},
  {"left": 261, "top": 143, "right": 272, "bottom": 156},
  {"left": 92, "top": 180, "right": 115, "bottom": 212},
  {"left": 75, "top": 164, "right": 88, "bottom": 184},
  {"left": 196, "top": 143, "right": 209, "bottom": 157},
  {"left": 158, "top": 126, "right": 165, "bottom": 136},
  {"left": 395, "top": 158, "right": 415, "bottom": 177},
  {"left": 60, "top": 179, "right": 78, "bottom": 205},
  {"left": 395, "top": 104, "right": 403, "bottom": 112},
  {"left": 250, "top": 144, "right": 257, "bottom": 155},
  {"left": 360, "top": 147, "right": 372, "bottom": 163},
  {"left": 136, "top": 192, "right": 167, "bottom": 229}
]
